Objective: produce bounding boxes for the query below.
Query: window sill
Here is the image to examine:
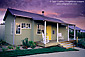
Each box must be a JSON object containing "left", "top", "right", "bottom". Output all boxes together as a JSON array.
[
  {"left": 21, "top": 28, "right": 31, "bottom": 29},
  {"left": 15, "top": 34, "right": 21, "bottom": 35}
]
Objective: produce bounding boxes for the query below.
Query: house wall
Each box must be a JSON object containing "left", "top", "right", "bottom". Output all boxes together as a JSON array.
[
  {"left": 14, "top": 17, "right": 32, "bottom": 45},
  {"left": 51, "top": 23, "right": 57, "bottom": 40},
  {"left": 33, "top": 21, "right": 43, "bottom": 42},
  {"left": 33, "top": 22, "right": 57, "bottom": 42},
  {"left": 59, "top": 25, "right": 68, "bottom": 40},
  {"left": 4, "top": 13, "right": 14, "bottom": 45}
]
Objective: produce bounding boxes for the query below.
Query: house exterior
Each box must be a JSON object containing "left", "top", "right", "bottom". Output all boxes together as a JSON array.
[{"left": 3, "top": 8, "right": 76, "bottom": 46}]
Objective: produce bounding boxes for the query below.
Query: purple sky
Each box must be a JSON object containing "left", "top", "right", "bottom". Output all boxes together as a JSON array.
[{"left": 0, "top": 0, "right": 85, "bottom": 29}]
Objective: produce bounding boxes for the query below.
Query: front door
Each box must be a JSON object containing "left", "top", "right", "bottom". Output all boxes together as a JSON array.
[{"left": 46, "top": 25, "right": 52, "bottom": 40}]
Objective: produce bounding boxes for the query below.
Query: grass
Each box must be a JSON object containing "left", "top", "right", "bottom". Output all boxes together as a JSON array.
[{"left": 0, "top": 46, "right": 79, "bottom": 57}]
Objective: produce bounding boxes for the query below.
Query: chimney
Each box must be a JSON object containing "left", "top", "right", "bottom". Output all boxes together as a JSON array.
[{"left": 42, "top": 11, "right": 44, "bottom": 15}]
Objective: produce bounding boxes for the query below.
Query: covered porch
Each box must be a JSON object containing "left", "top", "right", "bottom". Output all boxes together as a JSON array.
[{"left": 36, "top": 20, "right": 76, "bottom": 47}]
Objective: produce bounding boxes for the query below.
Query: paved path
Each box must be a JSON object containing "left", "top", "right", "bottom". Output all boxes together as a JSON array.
[{"left": 19, "top": 47, "right": 85, "bottom": 57}]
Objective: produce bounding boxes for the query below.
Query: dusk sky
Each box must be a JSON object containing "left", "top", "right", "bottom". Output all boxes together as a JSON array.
[{"left": 0, "top": 0, "right": 85, "bottom": 29}]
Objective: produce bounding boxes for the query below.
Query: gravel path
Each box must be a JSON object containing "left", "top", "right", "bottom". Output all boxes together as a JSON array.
[{"left": 18, "top": 47, "right": 85, "bottom": 57}]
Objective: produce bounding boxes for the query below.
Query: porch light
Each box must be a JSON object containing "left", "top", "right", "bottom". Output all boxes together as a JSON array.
[{"left": 66, "top": 26, "right": 68, "bottom": 29}]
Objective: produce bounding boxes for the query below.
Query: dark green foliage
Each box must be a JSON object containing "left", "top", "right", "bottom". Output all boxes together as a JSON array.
[
  {"left": 16, "top": 46, "right": 20, "bottom": 50},
  {"left": 69, "top": 30, "right": 85, "bottom": 38},
  {"left": 29, "top": 41, "right": 36, "bottom": 49},
  {"left": 0, "top": 46, "right": 78, "bottom": 57},
  {"left": 22, "top": 38, "right": 36, "bottom": 49},
  {"left": 7, "top": 46, "right": 14, "bottom": 49},
  {"left": 74, "top": 39, "right": 85, "bottom": 48},
  {"left": 0, "top": 40, "right": 6, "bottom": 45},
  {"left": 2, "top": 47, "right": 8, "bottom": 52},
  {"left": 22, "top": 38, "right": 30, "bottom": 48}
]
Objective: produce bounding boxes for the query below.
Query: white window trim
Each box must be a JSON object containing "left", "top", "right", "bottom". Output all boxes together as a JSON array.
[
  {"left": 21, "top": 22, "right": 31, "bottom": 29},
  {"left": 15, "top": 23, "right": 22, "bottom": 35}
]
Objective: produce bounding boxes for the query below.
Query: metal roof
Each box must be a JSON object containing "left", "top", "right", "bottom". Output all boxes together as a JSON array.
[{"left": 4, "top": 8, "right": 74, "bottom": 25}]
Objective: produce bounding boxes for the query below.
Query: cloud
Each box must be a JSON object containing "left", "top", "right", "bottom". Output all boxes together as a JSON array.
[
  {"left": 0, "top": 8, "right": 6, "bottom": 11},
  {"left": 59, "top": 13, "right": 81, "bottom": 18}
]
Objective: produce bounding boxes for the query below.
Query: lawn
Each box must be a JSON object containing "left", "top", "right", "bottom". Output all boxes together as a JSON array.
[{"left": 0, "top": 46, "right": 79, "bottom": 57}]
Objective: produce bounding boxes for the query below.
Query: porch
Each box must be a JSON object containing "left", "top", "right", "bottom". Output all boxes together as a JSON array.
[
  {"left": 40, "top": 20, "right": 76, "bottom": 44},
  {"left": 36, "top": 39, "right": 75, "bottom": 49}
]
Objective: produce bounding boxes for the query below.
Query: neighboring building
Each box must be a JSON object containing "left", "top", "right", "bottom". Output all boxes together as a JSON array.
[{"left": 3, "top": 8, "right": 76, "bottom": 46}]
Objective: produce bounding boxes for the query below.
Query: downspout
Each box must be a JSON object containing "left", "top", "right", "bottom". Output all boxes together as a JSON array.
[{"left": 13, "top": 16, "right": 16, "bottom": 45}]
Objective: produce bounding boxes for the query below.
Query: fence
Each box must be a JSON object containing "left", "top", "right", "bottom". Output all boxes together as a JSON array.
[{"left": 0, "top": 25, "right": 5, "bottom": 40}]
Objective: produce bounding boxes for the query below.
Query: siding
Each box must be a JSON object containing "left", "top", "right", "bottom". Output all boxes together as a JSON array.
[
  {"left": 0, "top": 25, "right": 5, "bottom": 40},
  {"left": 15, "top": 17, "right": 32, "bottom": 45},
  {"left": 33, "top": 21, "right": 43, "bottom": 42},
  {"left": 52, "top": 24, "right": 57, "bottom": 40},
  {"left": 59, "top": 25, "right": 68, "bottom": 40},
  {"left": 4, "top": 13, "right": 14, "bottom": 45}
]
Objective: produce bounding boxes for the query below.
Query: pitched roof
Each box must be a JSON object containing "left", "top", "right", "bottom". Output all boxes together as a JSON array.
[{"left": 3, "top": 8, "right": 74, "bottom": 25}]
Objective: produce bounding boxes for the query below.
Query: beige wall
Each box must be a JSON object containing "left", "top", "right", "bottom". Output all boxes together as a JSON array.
[
  {"left": 14, "top": 17, "right": 32, "bottom": 45},
  {"left": 5, "top": 13, "right": 68, "bottom": 45},
  {"left": 59, "top": 25, "right": 68, "bottom": 40},
  {"left": 4, "top": 13, "right": 14, "bottom": 45}
]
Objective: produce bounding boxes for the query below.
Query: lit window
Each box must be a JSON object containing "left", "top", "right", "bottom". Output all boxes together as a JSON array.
[
  {"left": 22, "top": 23, "right": 31, "bottom": 29},
  {"left": 22, "top": 23, "right": 25, "bottom": 28},
  {"left": 26, "top": 23, "right": 31, "bottom": 28},
  {"left": 16, "top": 23, "right": 21, "bottom": 34}
]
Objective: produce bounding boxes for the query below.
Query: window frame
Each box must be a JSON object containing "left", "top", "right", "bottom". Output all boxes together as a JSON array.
[
  {"left": 15, "top": 23, "right": 21, "bottom": 35},
  {"left": 21, "top": 23, "right": 31, "bottom": 29},
  {"left": 36, "top": 24, "right": 44, "bottom": 35}
]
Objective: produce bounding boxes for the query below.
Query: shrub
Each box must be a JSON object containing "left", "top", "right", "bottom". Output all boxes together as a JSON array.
[
  {"left": 29, "top": 41, "right": 36, "bottom": 49},
  {"left": 7, "top": 45, "right": 14, "bottom": 49},
  {"left": 16, "top": 46, "right": 20, "bottom": 50},
  {"left": 22, "top": 38, "right": 30, "bottom": 48},
  {"left": 2, "top": 47, "right": 7, "bottom": 52},
  {"left": 74, "top": 39, "right": 85, "bottom": 48}
]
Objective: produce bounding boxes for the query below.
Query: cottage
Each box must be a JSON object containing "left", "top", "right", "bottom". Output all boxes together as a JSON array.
[{"left": 3, "top": 8, "right": 76, "bottom": 47}]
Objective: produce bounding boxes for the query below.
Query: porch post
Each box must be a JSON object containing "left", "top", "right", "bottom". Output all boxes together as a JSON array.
[
  {"left": 57, "top": 23, "right": 59, "bottom": 42},
  {"left": 68, "top": 25, "right": 69, "bottom": 41},
  {"left": 74, "top": 25, "right": 76, "bottom": 40},
  {"left": 44, "top": 21, "right": 46, "bottom": 44}
]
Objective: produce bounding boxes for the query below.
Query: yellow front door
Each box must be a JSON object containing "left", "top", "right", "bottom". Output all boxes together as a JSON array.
[{"left": 47, "top": 25, "right": 51, "bottom": 40}]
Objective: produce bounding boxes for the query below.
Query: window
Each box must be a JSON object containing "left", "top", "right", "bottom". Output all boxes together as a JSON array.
[
  {"left": 22, "top": 23, "right": 25, "bottom": 28},
  {"left": 22, "top": 23, "right": 31, "bottom": 29},
  {"left": 26, "top": 23, "right": 31, "bottom": 28},
  {"left": 16, "top": 23, "right": 21, "bottom": 34},
  {"left": 53, "top": 30, "right": 55, "bottom": 34},
  {"left": 37, "top": 24, "right": 44, "bottom": 34},
  {"left": 11, "top": 22, "right": 14, "bottom": 34}
]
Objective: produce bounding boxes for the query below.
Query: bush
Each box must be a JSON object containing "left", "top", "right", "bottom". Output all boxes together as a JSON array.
[
  {"left": 16, "top": 46, "right": 20, "bottom": 50},
  {"left": 22, "top": 38, "right": 30, "bottom": 48},
  {"left": 2, "top": 47, "right": 7, "bottom": 52},
  {"left": 7, "top": 45, "right": 14, "bottom": 49},
  {"left": 29, "top": 41, "right": 36, "bottom": 49},
  {"left": 0, "top": 40, "right": 6, "bottom": 45},
  {"left": 74, "top": 39, "right": 85, "bottom": 48}
]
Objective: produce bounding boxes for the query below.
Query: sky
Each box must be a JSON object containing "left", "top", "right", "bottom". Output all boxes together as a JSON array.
[{"left": 0, "top": 0, "right": 85, "bottom": 29}]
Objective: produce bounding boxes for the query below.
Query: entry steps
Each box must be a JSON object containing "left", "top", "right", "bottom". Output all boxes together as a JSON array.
[{"left": 58, "top": 42, "right": 75, "bottom": 49}]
